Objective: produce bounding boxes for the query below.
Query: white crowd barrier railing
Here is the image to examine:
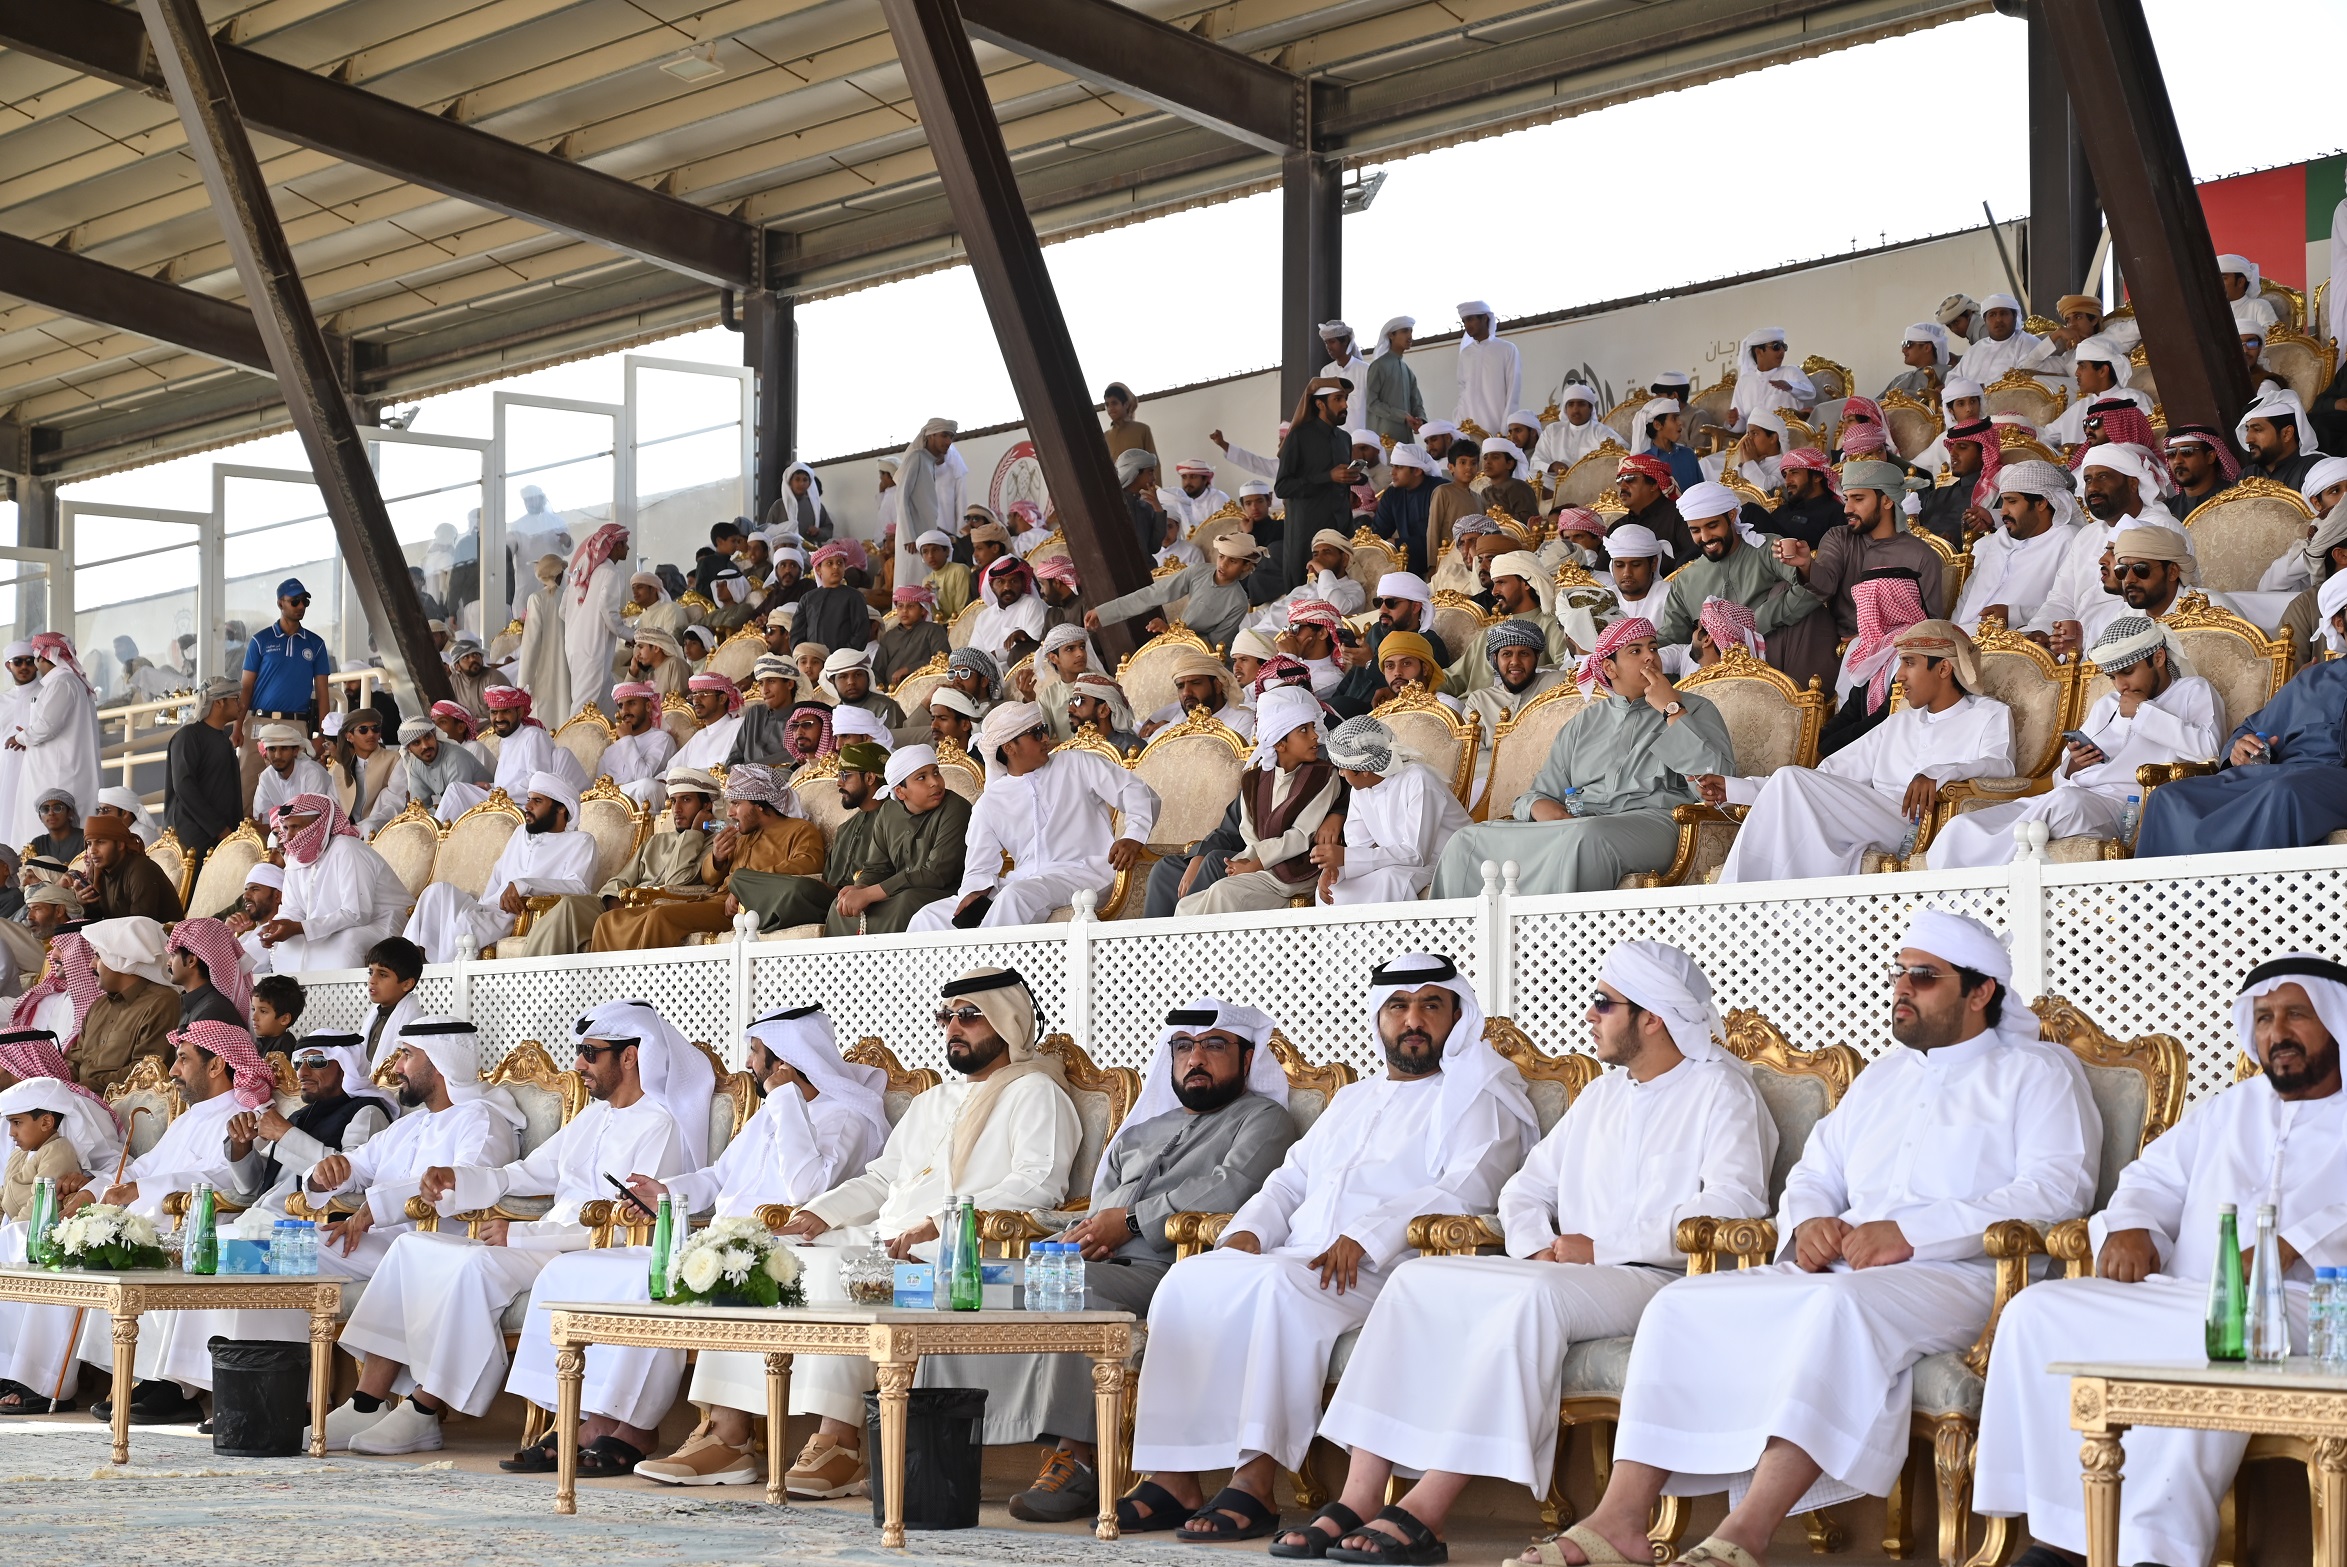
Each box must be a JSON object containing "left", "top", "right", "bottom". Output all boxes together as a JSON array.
[
  {"left": 93, "top": 667, "right": 384, "bottom": 801},
  {"left": 288, "top": 840, "right": 2347, "bottom": 1103}
]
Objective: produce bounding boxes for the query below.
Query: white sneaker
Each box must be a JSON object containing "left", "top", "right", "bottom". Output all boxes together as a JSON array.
[
  {"left": 304, "top": 1398, "right": 391, "bottom": 1454},
  {"left": 347, "top": 1399, "right": 444, "bottom": 1455}
]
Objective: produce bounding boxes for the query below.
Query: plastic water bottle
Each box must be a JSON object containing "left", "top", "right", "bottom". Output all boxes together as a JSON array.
[
  {"left": 1025, "top": 1244, "right": 1051, "bottom": 1311},
  {"left": 1044, "top": 1243, "right": 1074, "bottom": 1311},
  {"left": 2116, "top": 793, "right": 2142, "bottom": 845},
  {"left": 295, "top": 1221, "right": 319, "bottom": 1276},
  {"left": 2327, "top": 1272, "right": 2347, "bottom": 1370},
  {"left": 1896, "top": 816, "right": 1922, "bottom": 861},
  {"left": 2313, "top": 1268, "right": 2337, "bottom": 1364},
  {"left": 1560, "top": 786, "right": 1585, "bottom": 817},
  {"left": 1059, "top": 1243, "right": 1086, "bottom": 1313},
  {"left": 2247, "top": 1204, "right": 2290, "bottom": 1363}
]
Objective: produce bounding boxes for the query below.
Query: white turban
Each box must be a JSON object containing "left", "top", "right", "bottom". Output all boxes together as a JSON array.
[
  {"left": 1900, "top": 910, "right": 2011, "bottom": 983},
  {"left": 1456, "top": 300, "right": 1493, "bottom": 318},
  {"left": 0, "top": 1075, "right": 119, "bottom": 1170},
  {"left": 1487, "top": 550, "right": 1555, "bottom": 614},
  {"left": 1374, "top": 571, "right": 1432, "bottom": 606},
  {"left": 2072, "top": 334, "right": 2130, "bottom": 384},
  {"left": 1249, "top": 685, "right": 1326, "bottom": 770},
  {"left": 1676, "top": 481, "right": 1742, "bottom": 522},
  {"left": 242, "top": 862, "right": 285, "bottom": 892},
  {"left": 2318, "top": 572, "right": 2347, "bottom": 654},
  {"left": 83, "top": 916, "right": 170, "bottom": 986},
  {"left": 525, "top": 769, "right": 580, "bottom": 823},
  {"left": 97, "top": 787, "right": 159, "bottom": 846},
  {"left": 1558, "top": 382, "right": 1598, "bottom": 409},
  {"left": 886, "top": 744, "right": 941, "bottom": 789},
  {"left": 1386, "top": 444, "right": 1438, "bottom": 475},
  {"left": 1599, "top": 942, "right": 1734, "bottom": 1065},
  {"left": 1943, "top": 376, "right": 1986, "bottom": 403},
  {"left": 915, "top": 529, "right": 954, "bottom": 551},
  {"left": 977, "top": 700, "right": 1047, "bottom": 772},
  {"left": 2080, "top": 442, "right": 2160, "bottom": 497},
  {"left": 1366, "top": 953, "right": 1536, "bottom": 1161},
  {"left": 2239, "top": 389, "right": 2324, "bottom": 456},
  {"left": 288, "top": 1031, "right": 397, "bottom": 1114},
  {"left": 1982, "top": 292, "right": 2023, "bottom": 313},
  {"left": 828, "top": 704, "right": 895, "bottom": 751},
  {"left": 1606, "top": 523, "right": 1670, "bottom": 561},
  {"left": 1098, "top": 998, "right": 1288, "bottom": 1202},
  {"left": 1627, "top": 398, "right": 1681, "bottom": 455}
]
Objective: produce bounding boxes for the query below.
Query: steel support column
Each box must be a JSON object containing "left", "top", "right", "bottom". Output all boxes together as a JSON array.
[
  {"left": 0, "top": 231, "right": 274, "bottom": 374},
  {"left": 1281, "top": 145, "right": 1343, "bottom": 419},
  {"left": 877, "top": 0, "right": 1156, "bottom": 658},
  {"left": 2039, "top": 0, "right": 2248, "bottom": 434},
  {"left": 133, "top": 0, "right": 451, "bottom": 705},
  {"left": 744, "top": 290, "right": 796, "bottom": 525},
  {"left": 2025, "top": 4, "right": 2099, "bottom": 309}
]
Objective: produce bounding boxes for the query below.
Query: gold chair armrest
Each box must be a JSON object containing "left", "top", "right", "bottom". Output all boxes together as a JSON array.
[
  {"left": 619, "top": 886, "right": 715, "bottom": 909},
  {"left": 1165, "top": 1211, "right": 1233, "bottom": 1261},
  {"left": 756, "top": 1203, "right": 797, "bottom": 1235},
  {"left": 2045, "top": 1217, "right": 2095, "bottom": 1279},
  {"left": 579, "top": 1198, "right": 622, "bottom": 1248},
  {"left": 164, "top": 1190, "right": 249, "bottom": 1220},
  {"left": 2137, "top": 759, "right": 2216, "bottom": 793},
  {"left": 1940, "top": 776, "right": 2050, "bottom": 814},
  {"left": 1405, "top": 1213, "right": 1505, "bottom": 1256},
  {"left": 402, "top": 1193, "right": 441, "bottom": 1231},
  {"left": 1962, "top": 1219, "right": 2050, "bottom": 1376},
  {"left": 977, "top": 1208, "right": 1054, "bottom": 1258},
  {"left": 285, "top": 1189, "right": 360, "bottom": 1222},
  {"left": 522, "top": 895, "right": 564, "bottom": 913},
  {"left": 1675, "top": 1215, "right": 1776, "bottom": 1275},
  {"left": 1631, "top": 803, "right": 1744, "bottom": 889}
]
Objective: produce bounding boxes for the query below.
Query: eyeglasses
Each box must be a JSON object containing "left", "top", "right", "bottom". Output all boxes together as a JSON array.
[
  {"left": 2113, "top": 561, "right": 2166, "bottom": 581},
  {"left": 1887, "top": 964, "right": 1954, "bottom": 987},
  {"left": 935, "top": 1006, "right": 987, "bottom": 1027},
  {"left": 1168, "top": 1033, "right": 1243, "bottom": 1057},
  {"left": 1374, "top": 597, "right": 1412, "bottom": 610},
  {"left": 291, "top": 1053, "right": 332, "bottom": 1069},
  {"left": 573, "top": 1041, "right": 628, "bottom": 1062},
  {"left": 1588, "top": 993, "right": 1644, "bottom": 1015},
  {"left": 1755, "top": 341, "right": 1787, "bottom": 353}
]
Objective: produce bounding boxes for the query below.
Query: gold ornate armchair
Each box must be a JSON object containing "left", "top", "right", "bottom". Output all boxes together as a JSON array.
[
  {"left": 369, "top": 801, "right": 441, "bottom": 899},
  {"left": 2161, "top": 591, "right": 2293, "bottom": 734},
  {"left": 1116, "top": 624, "right": 1221, "bottom": 718},
  {"left": 1189, "top": 501, "right": 1248, "bottom": 559},
  {"left": 932, "top": 737, "right": 986, "bottom": 801},
  {"left": 945, "top": 599, "right": 983, "bottom": 652},
  {"left": 1632, "top": 648, "right": 1827, "bottom": 887},
  {"left": 1803, "top": 355, "right": 1852, "bottom": 403},
  {"left": 1882, "top": 389, "right": 1944, "bottom": 461},
  {"left": 2259, "top": 323, "right": 2335, "bottom": 405},
  {"left": 1995, "top": 423, "right": 2064, "bottom": 468},
  {"left": 659, "top": 691, "right": 702, "bottom": 747},
  {"left": 974, "top": 1034, "right": 1141, "bottom": 1256},
  {"left": 104, "top": 1055, "right": 185, "bottom": 1158},
  {"left": 576, "top": 777, "right": 650, "bottom": 886},
  {"left": 1980, "top": 371, "right": 2067, "bottom": 428},
  {"left": 888, "top": 652, "right": 951, "bottom": 716},
  {"left": 1428, "top": 590, "right": 1496, "bottom": 665},
  {"left": 1598, "top": 399, "right": 1645, "bottom": 447},
  {"left": 705, "top": 626, "right": 767, "bottom": 685},
  {"left": 552, "top": 706, "right": 615, "bottom": 784},
  {"left": 184, "top": 819, "right": 268, "bottom": 921},
  {"left": 785, "top": 752, "right": 853, "bottom": 843},
  {"left": 149, "top": 828, "right": 192, "bottom": 909},
  {"left": 1371, "top": 683, "right": 1480, "bottom": 804},
  {"left": 1870, "top": 629, "right": 2075, "bottom": 870},
  {"left": 1550, "top": 442, "right": 1631, "bottom": 511},
  {"left": 1345, "top": 528, "right": 1403, "bottom": 599},
  {"left": 1687, "top": 377, "right": 1736, "bottom": 434},
  {"left": 1906, "top": 524, "right": 1969, "bottom": 618},
  {"left": 1130, "top": 710, "right": 1248, "bottom": 859},
  {"left": 1476, "top": 681, "right": 1584, "bottom": 823},
  {"left": 2180, "top": 478, "right": 2316, "bottom": 596}
]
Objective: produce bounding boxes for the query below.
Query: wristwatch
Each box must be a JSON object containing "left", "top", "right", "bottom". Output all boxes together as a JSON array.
[
  {"left": 1661, "top": 701, "right": 1684, "bottom": 717},
  {"left": 1124, "top": 1211, "right": 1142, "bottom": 1238}
]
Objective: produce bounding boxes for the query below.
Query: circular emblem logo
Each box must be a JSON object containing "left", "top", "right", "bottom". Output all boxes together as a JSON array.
[{"left": 989, "top": 440, "right": 1050, "bottom": 520}]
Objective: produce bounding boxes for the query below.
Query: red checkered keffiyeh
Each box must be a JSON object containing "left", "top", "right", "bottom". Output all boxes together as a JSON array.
[
  {"left": 1031, "top": 555, "right": 1079, "bottom": 589},
  {"left": 785, "top": 702, "right": 836, "bottom": 762},
  {"left": 2071, "top": 401, "right": 2172, "bottom": 492},
  {"left": 1944, "top": 419, "right": 2005, "bottom": 509},
  {"left": 166, "top": 917, "right": 253, "bottom": 1017},
  {"left": 1578, "top": 615, "right": 1657, "bottom": 691},
  {"left": 569, "top": 523, "right": 629, "bottom": 604},
  {"left": 272, "top": 792, "right": 358, "bottom": 867},
  {"left": 428, "top": 699, "right": 477, "bottom": 740},
  {"left": 0, "top": 1028, "right": 118, "bottom": 1131},
  {"left": 687, "top": 671, "right": 743, "bottom": 715},
  {"left": 2165, "top": 424, "right": 2244, "bottom": 483},
  {"left": 1777, "top": 447, "right": 1842, "bottom": 497},
  {"left": 483, "top": 684, "right": 541, "bottom": 728},
  {"left": 1697, "top": 597, "right": 1765, "bottom": 660},
  {"left": 1250, "top": 654, "right": 1315, "bottom": 696},
  {"left": 1846, "top": 574, "right": 1930, "bottom": 713},
  {"left": 1285, "top": 599, "right": 1344, "bottom": 632},
  {"left": 174, "top": 1019, "right": 275, "bottom": 1109},
  {"left": 1615, "top": 453, "right": 1678, "bottom": 500},
  {"left": 9, "top": 932, "right": 102, "bottom": 1046}
]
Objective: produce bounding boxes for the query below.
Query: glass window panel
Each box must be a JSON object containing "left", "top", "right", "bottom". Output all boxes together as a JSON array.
[
  {"left": 223, "top": 474, "right": 327, "bottom": 535},
  {"left": 631, "top": 366, "right": 740, "bottom": 444},
  {"left": 76, "top": 546, "right": 198, "bottom": 705},
  {"left": 73, "top": 514, "right": 199, "bottom": 565}
]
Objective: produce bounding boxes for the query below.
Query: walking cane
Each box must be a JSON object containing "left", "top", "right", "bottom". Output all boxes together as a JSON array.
[{"left": 50, "top": 1106, "right": 152, "bottom": 1409}]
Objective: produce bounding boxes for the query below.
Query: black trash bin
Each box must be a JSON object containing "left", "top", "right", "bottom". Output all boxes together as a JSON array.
[
  {"left": 208, "top": 1337, "right": 310, "bottom": 1457},
  {"left": 862, "top": 1387, "right": 987, "bottom": 1531}
]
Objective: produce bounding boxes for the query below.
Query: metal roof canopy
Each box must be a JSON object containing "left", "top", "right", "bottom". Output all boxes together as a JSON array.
[{"left": 0, "top": 0, "right": 1985, "bottom": 484}]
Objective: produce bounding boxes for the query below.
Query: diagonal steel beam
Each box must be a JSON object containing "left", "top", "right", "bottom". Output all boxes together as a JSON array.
[
  {"left": 878, "top": 0, "right": 1158, "bottom": 660},
  {"left": 0, "top": 229, "right": 274, "bottom": 375},
  {"left": 2038, "top": 0, "right": 2249, "bottom": 436},
  {"left": 0, "top": 0, "right": 755, "bottom": 289},
  {"left": 957, "top": 0, "right": 1306, "bottom": 154},
  {"left": 132, "top": 0, "right": 452, "bottom": 706}
]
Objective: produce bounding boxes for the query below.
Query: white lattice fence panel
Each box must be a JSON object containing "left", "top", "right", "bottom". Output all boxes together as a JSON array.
[
  {"left": 464, "top": 950, "right": 734, "bottom": 1069},
  {"left": 1510, "top": 883, "right": 2008, "bottom": 1061},
  {"left": 292, "top": 976, "right": 372, "bottom": 1036},
  {"left": 1086, "top": 913, "right": 1484, "bottom": 1075},
  {"left": 2042, "top": 860, "right": 2347, "bottom": 1103},
  {"left": 750, "top": 936, "right": 1069, "bottom": 1076}
]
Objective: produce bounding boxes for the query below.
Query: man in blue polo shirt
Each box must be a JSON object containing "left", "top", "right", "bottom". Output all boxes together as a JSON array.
[{"left": 237, "top": 578, "right": 332, "bottom": 810}]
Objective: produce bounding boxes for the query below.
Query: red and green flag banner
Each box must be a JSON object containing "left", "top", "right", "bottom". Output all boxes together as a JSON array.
[{"left": 2194, "top": 153, "right": 2345, "bottom": 291}]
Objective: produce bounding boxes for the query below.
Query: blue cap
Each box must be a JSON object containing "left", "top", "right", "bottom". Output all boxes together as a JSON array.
[{"left": 277, "top": 577, "right": 310, "bottom": 600}]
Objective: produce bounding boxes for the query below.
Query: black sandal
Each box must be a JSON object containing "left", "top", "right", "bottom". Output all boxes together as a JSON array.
[
  {"left": 0, "top": 1381, "right": 68, "bottom": 1415},
  {"left": 498, "top": 1431, "right": 561, "bottom": 1474},
  {"left": 1327, "top": 1505, "right": 1448, "bottom": 1565},
  {"left": 1116, "top": 1480, "right": 1194, "bottom": 1533},
  {"left": 1270, "top": 1500, "right": 1365, "bottom": 1558},
  {"left": 1176, "top": 1485, "right": 1281, "bottom": 1543},
  {"left": 575, "top": 1435, "right": 647, "bottom": 1477}
]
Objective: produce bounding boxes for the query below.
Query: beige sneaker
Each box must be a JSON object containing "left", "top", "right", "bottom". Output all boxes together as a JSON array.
[
  {"left": 634, "top": 1429, "right": 758, "bottom": 1486},
  {"left": 785, "top": 1435, "right": 869, "bottom": 1499}
]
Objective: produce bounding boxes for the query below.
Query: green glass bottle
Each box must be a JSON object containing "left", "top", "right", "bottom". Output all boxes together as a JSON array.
[
  {"left": 648, "top": 1195, "right": 676, "bottom": 1300},
  {"left": 183, "top": 1181, "right": 219, "bottom": 1276},
  {"left": 950, "top": 1198, "right": 983, "bottom": 1311},
  {"left": 25, "top": 1177, "right": 56, "bottom": 1267},
  {"left": 2205, "top": 1203, "right": 2245, "bottom": 1361}
]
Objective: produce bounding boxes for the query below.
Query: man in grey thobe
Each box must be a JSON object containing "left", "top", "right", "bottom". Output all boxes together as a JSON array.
[
  {"left": 920, "top": 1000, "right": 1298, "bottom": 1522},
  {"left": 1085, "top": 533, "right": 1266, "bottom": 654},
  {"left": 1432, "top": 617, "right": 1733, "bottom": 897}
]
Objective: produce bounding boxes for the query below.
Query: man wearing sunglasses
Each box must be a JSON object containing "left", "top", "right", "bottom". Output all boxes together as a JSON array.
[
  {"left": 2111, "top": 524, "right": 2226, "bottom": 623},
  {"left": 1544, "top": 913, "right": 2097, "bottom": 1567},
  {"left": 337, "top": 1001, "right": 700, "bottom": 1456},
  {"left": 908, "top": 701, "right": 1156, "bottom": 932},
  {"left": 758, "top": 968, "right": 1078, "bottom": 1499},
  {"left": 1128, "top": 953, "right": 1535, "bottom": 1543}
]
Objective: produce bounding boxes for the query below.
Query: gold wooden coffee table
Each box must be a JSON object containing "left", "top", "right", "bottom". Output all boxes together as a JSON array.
[
  {"left": 2061, "top": 1357, "right": 2347, "bottom": 1567},
  {"left": 0, "top": 1266, "right": 343, "bottom": 1464},
  {"left": 543, "top": 1302, "right": 1135, "bottom": 1545}
]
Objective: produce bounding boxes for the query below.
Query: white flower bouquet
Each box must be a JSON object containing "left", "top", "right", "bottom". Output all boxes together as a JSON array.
[
  {"left": 46, "top": 1204, "right": 170, "bottom": 1271},
  {"left": 667, "top": 1216, "right": 806, "bottom": 1309}
]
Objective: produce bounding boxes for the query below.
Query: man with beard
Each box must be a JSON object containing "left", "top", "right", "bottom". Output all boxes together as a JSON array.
[
  {"left": 597, "top": 682, "right": 677, "bottom": 809},
  {"left": 2133, "top": 631, "right": 2347, "bottom": 857},
  {"left": 1652, "top": 483, "right": 1832, "bottom": 690},
  {"left": 1445, "top": 552, "right": 1575, "bottom": 695},
  {"left": 442, "top": 637, "right": 510, "bottom": 725},
  {"left": 1778, "top": 459, "right": 1945, "bottom": 633},
  {"left": 592, "top": 766, "right": 822, "bottom": 949},
  {"left": 401, "top": 772, "right": 598, "bottom": 962},
  {"left": 1755, "top": 447, "right": 1851, "bottom": 549},
  {"left": 1613, "top": 454, "right": 1695, "bottom": 564},
  {"left": 1532, "top": 915, "right": 2097, "bottom": 1567},
  {"left": 1975, "top": 955, "right": 2347, "bottom": 1567},
  {"left": 724, "top": 742, "right": 891, "bottom": 931},
  {"left": 1138, "top": 650, "right": 1255, "bottom": 743},
  {"left": 387, "top": 717, "right": 489, "bottom": 824},
  {"left": 2165, "top": 424, "right": 2241, "bottom": 513},
  {"left": 2032, "top": 447, "right": 2194, "bottom": 656},
  {"left": 1461, "top": 619, "right": 1567, "bottom": 751},
  {"left": 1122, "top": 954, "right": 1535, "bottom": 1540},
  {"left": 2237, "top": 388, "right": 2324, "bottom": 490},
  {"left": 1326, "top": 574, "right": 1450, "bottom": 717},
  {"left": 332, "top": 1003, "right": 702, "bottom": 1455},
  {"left": 222, "top": 1033, "right": 393, "bottom": 1204},
  {"left": 2110, "top": 524, "right": 2229, "bottom": 621},
  {"left": 821, "top": 647, "right": 905, "bottom": 731},
  {"left": 505, "top": 1004, "right": 889, "bottom": 1483},
  {"left": 962, "top": 1000, "right": 1298, "bottom": 1522},
  {"left": 701, "top": 969, "right": 1082, "bottom": 1499},
  {"left": 668, "top": 673, "right": 747, "bottom": 772},
  {"left": 1301, "top": 945, "right": 1772, "bottom": 1562},
  {"left": 508, "top": 767, "right": 719, "bottom": 957}
]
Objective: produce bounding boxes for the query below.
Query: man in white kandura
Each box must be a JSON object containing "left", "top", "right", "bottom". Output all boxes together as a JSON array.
[
  {"left": 1316, "top": 715, "right": 1470, "bottom": 906},
  {"left": 333, "top": 1001, "right": 707, "bottom": 1455},
  {"left": 260, "top": 793, "right": 412, "bottom": 973},
  {"left": 401, "top": 770, "right": 598, "bottom": 962},
  {"left": 1122, "top": 953, "right": 1536, "bottom": 1543},
  {"left": 1926, "top": 615, "right": 2222, "bottom": 868},
  {"left": 1711, "top": 621, "right": 2012, "bottom": 883},
  {"left": 1975, "top": 954, "right": 2347, "bottom": 1567},
  {"left": 1524, "top": 913, "right": 2098, "bottom": 1567},
  {"left": 909, "top": 702, "right": 1158, "bottom": 931},
  {"left": 299, "top": 1020, "right": 524, "bottom": 1446},
  {"left": 502, "top": 1004, "right": 889, "bottom": 1485},
  {"left": 1297, "top": 943, "right": 1776, "bottom": 1561},
  {"left": 692, "top": 968, "right": 1078, "bottom": 1500}
]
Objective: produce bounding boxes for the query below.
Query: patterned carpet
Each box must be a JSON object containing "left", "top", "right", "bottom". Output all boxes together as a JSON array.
[{"left": 0, "top": 1424, "right": 1192, "bottom": 1566}]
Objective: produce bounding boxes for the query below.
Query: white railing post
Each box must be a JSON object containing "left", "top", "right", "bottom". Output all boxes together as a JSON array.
[
  {"left": 731, "top": 908, "right": 759, "bottom": 1050},
  {"left": 452, "top": 938, "right": 475, "bottom": 1024},
  {"left": 1064, "top": 889, "right": 1096, "bottom": 1049},
  {"left": 1479, "top": 860, "right": 1515, "bottom": 1017},
  {"left": 2007, "top": 827, "right": 2048, "bottom": 1001}
]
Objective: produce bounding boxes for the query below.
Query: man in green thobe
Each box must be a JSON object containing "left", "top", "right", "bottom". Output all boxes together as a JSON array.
[
  {"left": 822, "top": 744, "right": 974, "bottom": 936},
  {"left": 507, "top": 766, "right": 720, "bottom": 956},
  {"left": 728, "top": 742, "right": 892, "bottom": 932},
  {"left": 1432, "top": 616, "right": 1732, "bottom": 897},
  {"left": 1651, "top": 480, "right": 1836, "bottom": 692}
]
